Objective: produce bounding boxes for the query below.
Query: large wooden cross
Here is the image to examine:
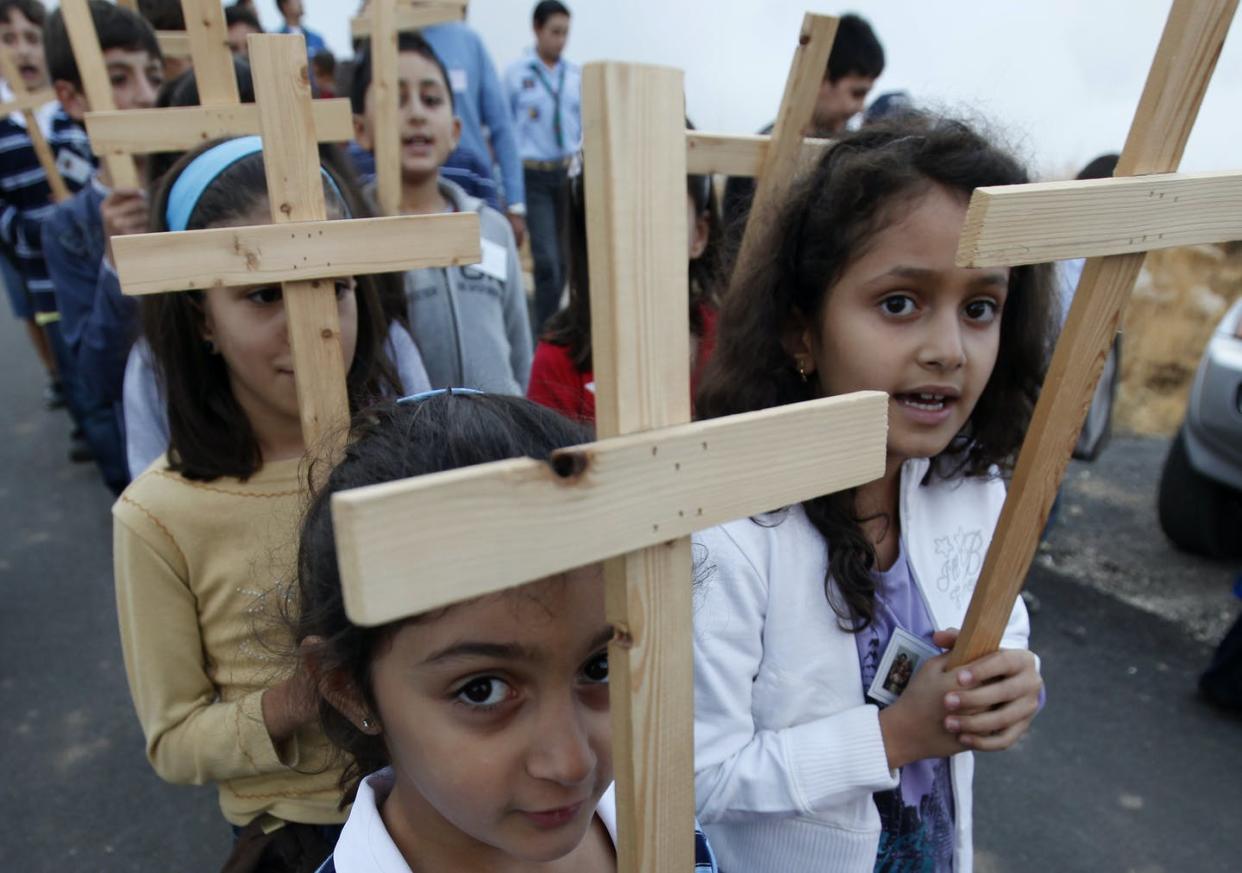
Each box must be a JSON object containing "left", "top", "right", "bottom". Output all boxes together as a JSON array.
[
  {"left": 328, "top": 61, "right": 889, "bottom": 871},
  {"left": 108, "top": 33, "right": 482, "bottom": 454},
  {"left": 82, "top": 0, "right": 356, "bottom": 163},
  {"left": 0, "top": 47, "right": 70, "bottom": 201},
  {"left": 946, "top": 0, "right": 1240, "bottom": 665},
  {"left": 358, "top": 0, "right": 469, "bottom": 216}
]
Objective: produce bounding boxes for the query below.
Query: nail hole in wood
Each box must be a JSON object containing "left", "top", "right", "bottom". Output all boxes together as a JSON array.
[{"left": 550, "top": 450, "right": 589, "bottom": 479}]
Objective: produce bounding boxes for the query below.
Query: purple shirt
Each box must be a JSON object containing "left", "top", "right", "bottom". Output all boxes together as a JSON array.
[{"left": 856, "top": 542, "right": 956, "bottom": 872}]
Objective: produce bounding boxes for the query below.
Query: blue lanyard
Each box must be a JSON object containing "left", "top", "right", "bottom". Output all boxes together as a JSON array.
[{"left": 529, "top": 59, "right": 566, "bottom": 152}]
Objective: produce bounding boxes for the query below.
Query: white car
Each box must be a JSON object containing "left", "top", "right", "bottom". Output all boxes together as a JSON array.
[{"left": 1157, "top": 299, "right": 1242, "bottom": 558}]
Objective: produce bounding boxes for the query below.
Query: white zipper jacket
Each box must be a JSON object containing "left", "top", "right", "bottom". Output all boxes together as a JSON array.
[{"left": 691, "top": 456, "right": 1032, "bottom": 873}]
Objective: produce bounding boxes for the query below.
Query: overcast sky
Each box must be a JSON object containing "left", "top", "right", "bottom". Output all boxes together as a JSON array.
[{"left": 251, "top": 0, "right": 1240, "bottom": 178}]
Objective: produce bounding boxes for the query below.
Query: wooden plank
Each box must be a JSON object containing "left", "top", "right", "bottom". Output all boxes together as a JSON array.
[
  {"left": 111, "top": 212, "right": 482, "bottom": 295},
  {"left": 0, "top": 87, "right": 59, "bottom": 116},
  {"left": 59, "top": 0, "right": 140, "bottom": 188},
  {"left": 948, "top": 0, "right": 1239, "bottom": 668},
  {"left": 957, "top": 170, "right": 1242, "bottom": 268},
  {"left": 333, "top": 391, "right": 888, "bottom": 625},
  {"left": 156, "top": 31, "right": 191, "bottom": 60},
  {"left": 248, "top": 33, "right": 349, "bottom": 455},
  {"left": 350, "top": 1, "right": 467, "bottom": 39},
  {"left": 685, "top": 131, "right": 830, "bottom": 177},
  {"left": 84, "top": 99, "right": 356, "bottom": 155},
  {"left": 0, "top": 53, "right": 68, "bottom": 202},
  {"left": 730, "top": 14, "right": 837, "bottom": 279},
  {"left": 584, "top": 61, "right": 691, "bottom": 873},
  {"left": 181, "top": 0, "right": 240, "bottom": 106},
  {"left": 371, "top": 0, "right": 401, "bottom": 216}
]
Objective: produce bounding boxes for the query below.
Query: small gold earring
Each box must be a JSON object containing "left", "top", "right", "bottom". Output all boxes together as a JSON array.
[
  {"left": 797, "top": 362, "right": 809, "bottom": 383},
  {"left": 361, "top": 717, "right": 373, "bottom": 730}
]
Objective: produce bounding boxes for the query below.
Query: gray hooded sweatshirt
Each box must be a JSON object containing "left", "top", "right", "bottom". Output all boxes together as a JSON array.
[{"left": 396, "top": 178, "right": 532, "bottom": 394}]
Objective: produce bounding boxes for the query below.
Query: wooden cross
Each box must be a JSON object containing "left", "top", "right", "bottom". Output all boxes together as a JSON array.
[
  {"left": 946, "top": 0, "right": 1240, "bottom": 666},
  {"left": 83, "top": 0, "right": 356, "bottom": 161},
  {"left": 697, "top": 12, "right": 838, "bottom": 232},
  {"left": 328, "top": 61, "right": 889, "bottom": 871},
  {"left": 108, "top": 34, "right": 482, "bottom": 454},
  {"left": 58, "top": 0, "right": 140, "bottom": 188},
  {"left": 360, "top": 0, "right": 469, "bottom": 216},
  {"left": 0, "top": 46, "right": 70, "bottom": 201}
]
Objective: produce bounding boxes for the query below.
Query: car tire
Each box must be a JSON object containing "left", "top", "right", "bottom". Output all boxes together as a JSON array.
[{"left": 1157, "top": 427, "right": 1242, "bottom": 559}]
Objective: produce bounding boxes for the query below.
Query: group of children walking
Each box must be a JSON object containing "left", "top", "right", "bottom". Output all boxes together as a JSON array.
[{"left": 2, "top": 1, "right": 1051, "bottom": 871}]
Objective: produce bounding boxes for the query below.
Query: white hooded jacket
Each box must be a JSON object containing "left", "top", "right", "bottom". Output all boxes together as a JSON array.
[{"left": 692, "top": 455, "right": 1032, "bottom": 873}]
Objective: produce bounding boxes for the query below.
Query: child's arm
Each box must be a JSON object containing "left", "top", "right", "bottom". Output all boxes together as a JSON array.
[
  {"left": 112, "top": 509, "right": 312, "bottom": 784},
  {"left": 693, "top": 525, "right": 901, "bottom": 822}
]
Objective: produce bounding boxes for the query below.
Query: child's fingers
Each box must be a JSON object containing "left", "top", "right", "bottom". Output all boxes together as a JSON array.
[
  {"left": 958, "top": 714, "right": 1036, "bottom": 752},
  {"left": 954, "top": 648, "right": 1036, "bottom": 688},
  {"left": 945, "top": 693, "right": 1038, "bottom": 736},
  {"left": 945, "top": 671, "right": 1042, "bottom": 713}
]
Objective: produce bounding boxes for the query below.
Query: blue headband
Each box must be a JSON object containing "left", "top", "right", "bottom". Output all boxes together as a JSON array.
[{"left": 165, "top": 135, "right": 351, "bottom": 232}]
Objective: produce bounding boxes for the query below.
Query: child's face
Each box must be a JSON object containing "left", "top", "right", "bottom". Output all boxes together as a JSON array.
[
  {"left": 812, "top": 73, "right": 875, "bottom": 134},
  {"left": 370, "top": 569, "right": 613, "bottom": 865},
  {"left": 359, "top": 51, "right": 460, "bottom": 186},
  {"left": 800, "top": 184, "right": 1009, "bottom": 463},
  {"left": 0, "top": 9, "right": 47, "bottom": 91},
  {"left": 201, "top": 207, "right": 359, "bottom": 441},
  {"left": 56, "top": 47, "right": 163, "bottom": 121}
]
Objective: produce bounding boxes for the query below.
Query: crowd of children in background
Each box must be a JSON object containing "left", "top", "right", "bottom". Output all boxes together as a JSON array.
[{"left": 1, "top": 2, "right": 1058, "bottom": 871}]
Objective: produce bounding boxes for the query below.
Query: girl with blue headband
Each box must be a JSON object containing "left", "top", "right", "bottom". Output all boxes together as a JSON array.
[{"left": 111, "top": 137, "right": 412, "bottom": 871}]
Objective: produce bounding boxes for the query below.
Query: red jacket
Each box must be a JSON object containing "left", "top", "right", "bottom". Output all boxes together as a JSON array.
[{"left": 527, "top": 303, "right": 718, "bottom": 424}]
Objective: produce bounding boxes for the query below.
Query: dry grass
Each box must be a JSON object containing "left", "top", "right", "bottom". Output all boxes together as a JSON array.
[{"left": 1114, "top": 242, "right": 1242, "bottom": 435}]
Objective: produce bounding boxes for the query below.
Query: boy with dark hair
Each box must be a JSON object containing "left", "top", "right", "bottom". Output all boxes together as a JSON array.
[
  {"left": 722, "top": 12, "right": 885, "bottom": 240},
  {"left": 40, "top": 0, "right": 163, "bottom": 492},
  {"left": 0, "top": 0, "right": 63, "bottom": 409},
  {"left": 348, "top": 33, "right": 499, "bottom": 209},
  {"left": 0, "top": 0, "right": 101, "bottom": 460},
  {"left": 503, "top": 0, "right": 580, "bottom": 335},
  {"left": 275, "top": 0, "right": 325, "bottom": 59},
  {"left": 352, "top": 31, "right": 531, "bottom": 395}
]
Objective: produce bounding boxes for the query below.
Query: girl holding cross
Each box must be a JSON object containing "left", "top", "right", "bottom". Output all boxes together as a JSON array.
[
  {"left": 691, "top": 114, "right": 1051, "bottom": 873},
  {"left": 111, "top": 138, "right": 405, "bottom": 871}
]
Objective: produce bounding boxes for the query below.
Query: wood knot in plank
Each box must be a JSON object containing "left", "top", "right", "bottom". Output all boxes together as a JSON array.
[
  {"left": 549, "top": 449, "right": 590, "bottom": 480},
  {"left": 320, "top": 328, "right": 334, "bottom": 339},
  {"left": 611, "top": 625, "right": 634, "bottom": 649}
]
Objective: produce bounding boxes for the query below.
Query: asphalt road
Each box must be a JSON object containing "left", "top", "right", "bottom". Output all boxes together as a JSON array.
[{"left": 1, "top": 310, "right": 1238, "bottom": 871}]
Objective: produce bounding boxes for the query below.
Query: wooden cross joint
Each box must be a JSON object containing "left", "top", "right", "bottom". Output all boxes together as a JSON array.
[{"left": 947, "top": 0, "right": 1239, "bottom": 667}]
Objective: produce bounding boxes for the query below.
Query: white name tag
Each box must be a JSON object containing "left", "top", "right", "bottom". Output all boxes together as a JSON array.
[
  {"left": 478, "top": 238, "right": 508, "bottom": 282},
  {"left": 449, "top": 68, "right": 468, "bottom": 93},
  {"left": 56, "top": 149, "right": 93, "bottom": 187}
]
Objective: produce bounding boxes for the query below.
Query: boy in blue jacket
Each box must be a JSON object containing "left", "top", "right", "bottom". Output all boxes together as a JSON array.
[{"left": 41, "top": 0, "right": 162, "bottom": 493}]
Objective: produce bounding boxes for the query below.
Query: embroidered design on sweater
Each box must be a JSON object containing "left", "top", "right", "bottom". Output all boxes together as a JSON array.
[{"left": 932, "top": 527, "right": 985, "bottom": 607}]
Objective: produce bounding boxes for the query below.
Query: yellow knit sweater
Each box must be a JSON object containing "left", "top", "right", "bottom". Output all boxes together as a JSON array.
[{"left": 112, "top": 456, "right": 347, "bottom": 827}]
